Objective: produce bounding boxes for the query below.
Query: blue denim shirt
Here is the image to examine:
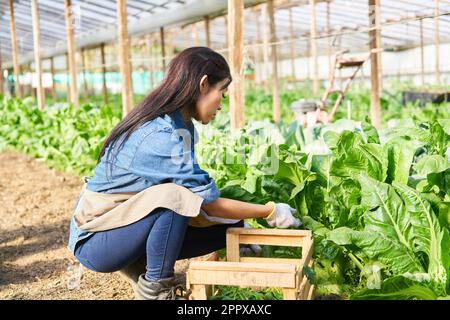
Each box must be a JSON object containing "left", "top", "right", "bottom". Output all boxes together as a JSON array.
[{"left": 68, "top": 110, "right": 220, "bottom": 253}]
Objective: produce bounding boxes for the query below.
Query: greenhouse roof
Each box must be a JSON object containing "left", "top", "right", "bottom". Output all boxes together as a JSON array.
[{"left": 1, "top": 0, "right": 450, "bottom": 67}]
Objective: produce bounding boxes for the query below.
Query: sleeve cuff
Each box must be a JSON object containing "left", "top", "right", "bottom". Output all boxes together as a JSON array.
[{"left": 190, "top": 179, "right": 220, "bottom": 204}]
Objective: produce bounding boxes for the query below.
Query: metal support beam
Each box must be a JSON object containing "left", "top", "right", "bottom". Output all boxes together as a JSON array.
[{"left": 3, "top": 0, "right": 265, "bottom": 68}]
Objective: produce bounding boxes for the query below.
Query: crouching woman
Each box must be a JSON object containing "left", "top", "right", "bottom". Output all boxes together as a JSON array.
[{"left": 68, "top": 47, "right": 300, "bottom": 300}]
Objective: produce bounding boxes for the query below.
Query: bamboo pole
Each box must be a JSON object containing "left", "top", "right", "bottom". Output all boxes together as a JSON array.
[
  {"left": 419, "top": 18, "right": 425, "bottom": 86},
  {"left": 147, "top": 35, "right": 154, "bottom": 89},
  {"left": 434, "top": 0, "right": 440, "bottom": 84},
  {"left": 31, "top": 0, "right": 44, "bottom": 110},
  {"left": 117, "top": 0, "right": 134, "bottom": 117},
  {"left": 9, "top": 0, "right": 21, "bottom": 98},
  {"left": 310, "top": 0, "right": 319, "bottom": 95},
  {"left": 204, "top": 16, "right": 211, "bottom": 47},
  {"left": 0, "top": 47, "right": 3, "bottom": 95},
  {"left": 256, "top": 12, "right": 264, "bottom": 86},
  {"left": 228, "top": 0, "right": 245, "bottom": 129},
  {"left": 81, "top": 47, "right": 88, "bottom": 100},
  {"left": 288, "top": 8, "right": 296, "bottom": 79},
  {"left": 30, "top": 63, "right": 36, "bottom": 98},
  {"left": 160, "top": 27, "right": 166, "bottom": 70},
  {"left": 375, "top": 0, "right": 383, "bottom": 94},
  {"left": 369, "top": 0, "right": 381, "bottom": 128},
  {"left": 64, "top": 0, "right": 79, "bottom": 109},
  {"left": 50, "top": 57, "right": 57, "bottom": 101},
  {"left": 326, "top": 1, "right": 332, "bottom": 73},
  {"left": 224, "top": 15, "right": 228, "bottom": 49},
  {"left": 193, "top": 23, "right": 199, "bottom": 46},
  {"left": 267, "top": 0, "right": 280, "bottom": 123},
  {"left": 100, "top": 43, "right": 108, "bottom": 105},
  {"left": 261, "top": 5, "right": 270, "bottom": 95},
  {"left": 65, "top": 52, "right": 70, "bottom": 101}
]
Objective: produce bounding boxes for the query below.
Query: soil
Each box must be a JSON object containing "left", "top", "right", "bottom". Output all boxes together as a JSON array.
[{"left": 0, "top": 150, "right": 207, "bottom": 300}]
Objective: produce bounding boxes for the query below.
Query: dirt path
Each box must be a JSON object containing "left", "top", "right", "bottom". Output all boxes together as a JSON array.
[{"left": 0, "top": 150, "right": 197, "bottom": 300}]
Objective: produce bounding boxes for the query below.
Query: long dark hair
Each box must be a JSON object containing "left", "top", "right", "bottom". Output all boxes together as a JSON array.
[{"left": 98, "top": 46, "right": 232, "bottom": 168}]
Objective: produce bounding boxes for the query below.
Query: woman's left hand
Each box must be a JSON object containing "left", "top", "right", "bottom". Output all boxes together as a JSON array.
[{"left": 239, "top": 222, "right": 263, "bottom": 257}]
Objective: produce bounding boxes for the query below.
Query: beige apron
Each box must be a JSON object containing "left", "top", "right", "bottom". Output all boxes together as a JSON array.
[{"left": 73, "top": 182, "right": 239, "bottom": 232}]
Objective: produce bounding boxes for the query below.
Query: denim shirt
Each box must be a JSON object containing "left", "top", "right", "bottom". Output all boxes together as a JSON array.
[{"left": 68, "top": 110, "right": 220, "bottom": 253}]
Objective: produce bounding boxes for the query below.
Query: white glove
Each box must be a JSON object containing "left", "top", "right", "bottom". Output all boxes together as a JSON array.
[
  {"left": 265, "top": 203, "right": 301, "bottom": 229},
  {"left": 239, "top": 222, "right": 263, "bottom": 257}
]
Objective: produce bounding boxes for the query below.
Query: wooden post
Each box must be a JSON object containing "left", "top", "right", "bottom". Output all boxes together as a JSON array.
[
  {"left": 31, "top": 0, "right": 44, "bottom": 110},
  {"left": 204, "top": 16, "right": 211, "bottom": 47},
  {"left": 9, "top": 0, "right": 21, "bottom": 98},
  {"left": 267, "top": 0, "right": 280, "bottom": 123},
  {"left": 369, "top": 0, "right": 381, "bottom": 128},
  {"left": 310, "top": 0, "right": 319, "bottom": 95},
  {"left": 288, "top": 8, "right": 296, "bottom": 80},
  {"left": 224, "top": 15, "right": 228, "bottom": 49},
  {"left": 228, "top": 0, "right": 245, "bottom": 129},
  {"left": 193, "top": 23, "right": 199, "bottom": 46},
  {"left": 326, "top": 1, "right": 332, "bottom": 74},
  {"left": 65, "top": 52, "right": 70, "bottom": 101},
  {"left": 50, "top": 57, "right": 57, "bottom": 101},
  {"left": 65, "top": 0, "right": 79, "bottom": 109},
  {"left": 261, "top": 5, "right": 270, "bottom": 95},
  {"left": 255, "top": 13, "right": 264, "bottom": 87},
  {"left": 419, "top": 19, "right": 425, "bottom": 86},
  {"left": 117, "top": 0, "right": 134, "bottom": 117},
  {"left": 81, "top": 48, "right": 88, "bottom": 100},
  {"left": 147, "top": 35, "right": 154, "bottom": 89},
  {"left": 375, "top": 0, "right": 383, "bottom": 94},
  {"left": 160, "top": 27, "right": 166, "bottom": 70},
  {"left": 0, "top": 46, "right": 3, "bottom": 95},
  {"left": 337, "top": 35, "right": 342, "bottom": 81},
  {"left": 100, "top": 43, "right": 108, "bottom": 105},
  {"left": 307, "top": 38, "right": 311, "bottom": 81},
  {"left": 30, "top": 63, "right": 36, "bottom": 98},
  {"left": 434, "top": 0, "right": 440, "bottom": 84}
]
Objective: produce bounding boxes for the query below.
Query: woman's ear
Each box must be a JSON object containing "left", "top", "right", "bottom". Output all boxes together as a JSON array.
[{"left": 199, "top": 75, "right": 209, "bottom": 93}]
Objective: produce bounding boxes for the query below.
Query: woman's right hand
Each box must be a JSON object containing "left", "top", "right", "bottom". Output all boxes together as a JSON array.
[{"left": 265, "top": 203, "right": 301, "bottom": 228}]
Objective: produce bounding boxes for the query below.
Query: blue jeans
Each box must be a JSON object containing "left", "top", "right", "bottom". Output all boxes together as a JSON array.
[{"left": 74, "top": 207, "right": 243, "bottom": 281}]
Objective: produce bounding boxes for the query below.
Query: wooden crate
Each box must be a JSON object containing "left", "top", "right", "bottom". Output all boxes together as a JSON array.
[{"left": 186, "top": 228, "right": 315, "bottom": 300}]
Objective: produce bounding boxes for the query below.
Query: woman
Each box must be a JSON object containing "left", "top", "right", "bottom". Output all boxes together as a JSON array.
[{"left": 68, "top": 47, "right": 300, "bottom": 300}]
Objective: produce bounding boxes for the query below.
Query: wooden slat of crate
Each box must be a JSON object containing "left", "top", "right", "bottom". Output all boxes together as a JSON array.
[
  {"left": 188, "top": 261, "right": 297, "bottom": 288},
  {"left": 239, "top": 257, "right": 302, "bottom": 266},
  {"left": 239, "top": 234, "right": 304, "bottom": 247},
  {"left": 227, "top": 228, "right": 312, "bottom": 237},
  {"left": 298, "top": 258, "right": 315, "bottom": 300}
]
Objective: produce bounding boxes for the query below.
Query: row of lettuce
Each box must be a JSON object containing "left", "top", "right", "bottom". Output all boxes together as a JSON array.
[{"left": 1, "top": 94, "right": 449, "bottom": 299}]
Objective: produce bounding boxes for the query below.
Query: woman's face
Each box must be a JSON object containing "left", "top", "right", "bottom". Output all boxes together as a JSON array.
[{"left": 194, "top": 76, "right": 229, "bottom": 124}]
